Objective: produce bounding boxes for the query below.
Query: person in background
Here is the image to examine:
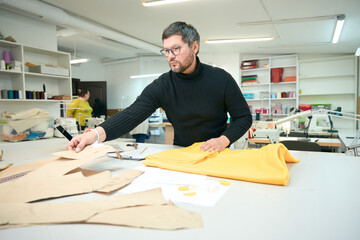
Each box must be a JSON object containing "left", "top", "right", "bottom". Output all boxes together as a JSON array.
[
  {"left": 130, "top": 119, "right": 149, "bottom": 143},
  {"left": 92, "top": 98, "right": 106, "bottom": 118},
  {"left": 67, "top": 89, "right": 92, "bottom": 130},
  {"left": 67, "top": 21, "right": 252, "bottom": 153}
]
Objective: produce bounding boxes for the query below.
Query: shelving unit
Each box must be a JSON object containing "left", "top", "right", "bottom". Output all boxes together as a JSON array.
[
  {"left": 298, "top": 55, "right": 358, "bottom": 129},
  {"left": 298, "top": 56, "right": 357, "bottom": 112},
  {"left": 240, "top": 54, "right": 298, "bottom": 119},
  {"left": 0, "top": 39, "right": 71, "bottom": 102}
]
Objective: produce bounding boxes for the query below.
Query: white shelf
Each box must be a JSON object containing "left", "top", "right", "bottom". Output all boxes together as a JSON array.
[
  {"left": 271, "top": 65, "right": 297, "bottom": 68},
  {"left": 0, "top": 69, "right": 22, "bottom": 74},
  {"left": 246, "top": 98, "right": 270, "bottom": 101},
  {"left": 0, "top": 99, "right": 69, "bottom": 102},
  {"left": 299, "top": 73, "right": 355, "bottom": 79},
  {"left": 271, "top": 82, "right": 296, "bottom": 85},
  {"left": 271, "top": 98, "right": 297, "bottom": 100},
  {"left": 241, "top": 67, "right": 269, "bottom": 72},
  {"left": 299, "top": 92, "right": 355, "bottom": 96},
  {"left": 241, "top": 83, "right": 269, "bottom": 88},
  {"left": 240, "top": 54, "right": 298, "bottom": 116},
  {"left": 0, "top": 40, "right": 72, "bottom": 102},
  {"left": 24, "top": 72, "right": 70, "bottom": 79}
]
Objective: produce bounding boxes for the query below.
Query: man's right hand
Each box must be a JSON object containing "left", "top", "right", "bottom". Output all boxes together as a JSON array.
[{"left": 67, "top": 127, "right": 106, "bottom": 152}]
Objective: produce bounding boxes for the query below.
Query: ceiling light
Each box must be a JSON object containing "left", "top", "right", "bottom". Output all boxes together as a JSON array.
[
  {"left": 355, "top": 48, "right": 360, "bottom": 56},
  {"left": 142, "top": 0, "right": 189, "bottom": 7},
  {"left": 70, "top": 58, "right": 90, "bottom": 64},
  {"left": 332, "top": 14, "right": 345, "bottom": 44},
  {"left": 205, "top": 37, "right": 274, "bottom": 44},
  {"left": 130, "top": 73, "right": 162, "bottom": 79}
]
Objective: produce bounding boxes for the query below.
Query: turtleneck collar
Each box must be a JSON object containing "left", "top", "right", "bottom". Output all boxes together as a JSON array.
[{"left": 173, "top": 57, "right": 203, "bottom": 80}]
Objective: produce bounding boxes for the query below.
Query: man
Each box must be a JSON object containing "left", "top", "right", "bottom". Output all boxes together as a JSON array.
[{"left": 67, "top": 21, "right": 252, "bottom": 153}]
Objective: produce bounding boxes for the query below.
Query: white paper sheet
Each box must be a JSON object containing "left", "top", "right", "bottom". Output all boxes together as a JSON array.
[
  {"left": 107, "top": 147, "right": 164, "bottom": 160},
  {"left": 120, "top": 166, "right": 231, "bottom": 207}
]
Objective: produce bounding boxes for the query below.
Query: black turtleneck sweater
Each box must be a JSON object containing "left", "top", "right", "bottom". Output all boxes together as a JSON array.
[{"left": 100, "top": 58, "right": 252, "bottom": 147}]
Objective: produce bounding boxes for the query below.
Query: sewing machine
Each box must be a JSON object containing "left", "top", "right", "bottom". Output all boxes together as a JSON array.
[
  {"left": 235, "top": 110, "right": 334, "bottom": 149},
  {"left": 307, "top": 114, "right": 333, "bottom": 132}
]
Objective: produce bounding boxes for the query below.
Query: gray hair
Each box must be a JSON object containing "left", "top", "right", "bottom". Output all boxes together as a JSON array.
[{"left": 162, "top": 21, "right": 200, "bottom": 54}]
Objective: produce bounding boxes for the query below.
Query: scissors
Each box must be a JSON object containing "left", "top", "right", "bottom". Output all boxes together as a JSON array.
[{"left": 126, "top": 143, "right": 138, "bottom": 149}]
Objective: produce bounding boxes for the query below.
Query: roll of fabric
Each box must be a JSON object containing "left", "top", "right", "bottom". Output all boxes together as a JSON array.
[
  {"left": 13, "top": 90, "right": 19, "bottom": 99},
  {"left": 1, "top": 89, "right": 8, "bottom": 99},
  {"left": 7, "top": 90, "right": 14, "bottom": 99}
]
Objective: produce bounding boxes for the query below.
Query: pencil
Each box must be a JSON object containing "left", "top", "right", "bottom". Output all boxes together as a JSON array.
[{"left": 139, "top": 147, "right": 148, "bottom": 154}]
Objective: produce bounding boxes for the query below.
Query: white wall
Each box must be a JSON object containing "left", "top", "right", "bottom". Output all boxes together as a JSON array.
[
  {"left": 71, "top": 58, "right": 105, "bottom": 82},
  {"left": 199, "top": 52, "right": 240, "bottom": 84},
  {"left": 104, "top": 57, "right": 168, "bottom": 109},
  {"left": 0, "top": 9, "right": 56, "bottom": 51}
]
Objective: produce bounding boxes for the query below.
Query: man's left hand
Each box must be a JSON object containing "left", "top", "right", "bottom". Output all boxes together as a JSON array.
[{"left": 200, "top": 135, "right": 230, "bottom": 152}]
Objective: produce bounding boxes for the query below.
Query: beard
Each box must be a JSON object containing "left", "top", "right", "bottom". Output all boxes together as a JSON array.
[{"left": 168, "top": 51, "right": 195, "bottom": 73}]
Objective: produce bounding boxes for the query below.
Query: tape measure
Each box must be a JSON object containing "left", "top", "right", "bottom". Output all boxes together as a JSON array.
[{"left": 0, "top": 171, "right": 31, "bottom": 184}]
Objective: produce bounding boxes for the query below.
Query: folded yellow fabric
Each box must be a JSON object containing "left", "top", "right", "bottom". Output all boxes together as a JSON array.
[{"left": 144, "top": 143, "right": 300, "bottom": 186}]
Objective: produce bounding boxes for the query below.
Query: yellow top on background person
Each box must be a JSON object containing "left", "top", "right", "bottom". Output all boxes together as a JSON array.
[{"left": 66, "top": 89, "right": 92, "bottom": 127}]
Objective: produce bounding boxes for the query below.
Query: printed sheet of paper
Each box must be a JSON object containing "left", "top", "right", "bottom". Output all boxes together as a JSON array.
[
  {"left": 107, "top": 147, "right": 164, "bottom": 160},
  {"left": 120, "top": 166, "right": 231, "bottom": 207}
]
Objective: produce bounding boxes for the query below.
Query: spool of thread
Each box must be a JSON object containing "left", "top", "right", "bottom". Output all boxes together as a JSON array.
[
  {"left": 18, "top": 90, "right": 22, "bottom": 99},
  {"left": 13, "top": 90, "right": 19, "bottom": 99},
  {"left": 33, "top": 91, "right": 36, "bottom": 99},
  {"left": 277, "top": 92, "right": 282, "bottom": 99},
  {"left": 282, "top": 92, "right": 287, "bottom": 98},
  {"left": 0, "top": 59, "right": 5, "bottom": 70},
  {"left": 288, "top": 92, "right": 293, "bottom": 98},
  {"left": 1, "top": 89, "right": 7, "bottom": 99},
  {"left": 2, "top": 50, "right": 12, "bottom": 64},
  {"left": 40, "top": 91, "right": 45, "bottom": 99},
  {"left": 7, "top": 90, "right": 14, "bottom": 99},
  {"left": 36, "top": 91, "right": 40, "bottom": 99},
  {"left": 29, "top": 91, "right": 33, "bottom": 99}
]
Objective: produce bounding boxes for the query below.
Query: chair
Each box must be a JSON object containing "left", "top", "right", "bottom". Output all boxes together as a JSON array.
[{"left": 280, "top": 140, "right": 322, "bottom": 152}]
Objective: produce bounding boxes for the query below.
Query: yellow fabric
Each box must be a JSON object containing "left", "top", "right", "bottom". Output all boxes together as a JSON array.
[
  {"left": 144, "top": 143, "right": 300, "bottom": 186},
  {"left": 66, "top": 99, "right": 92, "bottom": 126}
]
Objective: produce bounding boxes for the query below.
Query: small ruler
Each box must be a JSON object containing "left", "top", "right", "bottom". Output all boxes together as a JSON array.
[{"left": 0, "top": 171, "right": 31, "bottom": 184}]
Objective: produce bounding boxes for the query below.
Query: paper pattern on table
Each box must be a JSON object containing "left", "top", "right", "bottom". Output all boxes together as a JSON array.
[{"left": 120, "top": 166, "right": 231, "bottom": 207}]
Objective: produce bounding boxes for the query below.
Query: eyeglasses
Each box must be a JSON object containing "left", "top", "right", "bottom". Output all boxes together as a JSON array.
[{"left": 160, "top": 43, "right": 188, "bottom": 57}]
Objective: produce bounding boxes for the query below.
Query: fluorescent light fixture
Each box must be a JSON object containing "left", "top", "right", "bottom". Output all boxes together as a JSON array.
[
  {"left": 70, "top": 58, "right": 89, "bottom": 64},
  {"left": 142, "top": 0, "right": 189, "bottom": 7},
  {"left": 355, "top": 47, "right": 360, "bottom": 56},
  {"left": 332, "top": 14, "right": 345, "bottom": 44},
  {"left": 130, "top": 73, "right": 162, "bottom": 79},
  {"left": 205, "top": 37, "right": 274, "bottom": 44}
]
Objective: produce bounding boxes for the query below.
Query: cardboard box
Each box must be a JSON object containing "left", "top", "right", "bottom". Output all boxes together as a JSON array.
[{"left": 29, "top": 65, "right": 69, "bottom": 76}]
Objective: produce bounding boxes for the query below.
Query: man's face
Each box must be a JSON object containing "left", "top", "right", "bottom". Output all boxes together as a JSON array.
[{"left": 163, "top": 35, "right": 197, "bottom": 74}]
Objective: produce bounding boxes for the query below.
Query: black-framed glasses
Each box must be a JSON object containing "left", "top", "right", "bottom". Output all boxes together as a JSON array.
[{"left": 160, "top": 43, "right": 188, "bottom": 57}]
